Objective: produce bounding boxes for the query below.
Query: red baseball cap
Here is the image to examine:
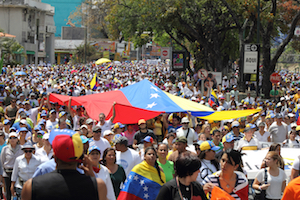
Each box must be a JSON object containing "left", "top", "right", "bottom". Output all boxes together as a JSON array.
[{"left": 52, "top": 132, "right": 83, "bottom": 163}]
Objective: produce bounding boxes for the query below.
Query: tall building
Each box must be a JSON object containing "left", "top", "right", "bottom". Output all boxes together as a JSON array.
[
  {"left": 0, "top": 0, "right": 56, "bottom": 64},
  {"left": 42, "top": 0, "right": 83, "bottom": 37}
]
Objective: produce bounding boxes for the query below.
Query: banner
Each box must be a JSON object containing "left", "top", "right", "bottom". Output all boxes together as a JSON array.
[{"left": 242, "top": 147, "right": 300, "bottom": 179}]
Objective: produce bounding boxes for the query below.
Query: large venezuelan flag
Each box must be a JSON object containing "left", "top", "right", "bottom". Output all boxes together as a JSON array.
[
  {"left": 49, "top": 80, "right": 260, "bottom": 123},
  {"left": 118, "top": 161, "right": 166, "bottom": 200}
]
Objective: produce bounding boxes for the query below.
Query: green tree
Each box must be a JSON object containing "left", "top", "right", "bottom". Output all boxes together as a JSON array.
[
  {"left": 73, "top": 43, "right": 98, "bottom": 63},
  {"left": 106, "top": 0, "right": 242, "bottom": 73},
  {"left": 0, "top": 37, "right": 25, "bottom": 65}
]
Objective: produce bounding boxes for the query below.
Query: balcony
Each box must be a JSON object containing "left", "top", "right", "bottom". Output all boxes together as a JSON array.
[{"left": 0, "top": 0, "right": 54, "bottom": 13}]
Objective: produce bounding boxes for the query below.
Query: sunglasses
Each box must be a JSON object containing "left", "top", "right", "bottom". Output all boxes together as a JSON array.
[
  {"left": 37, "top": 135, "right": 43, "bottom": 139},
  {"left": 94, "top": 131, "right": 101, "bottom": 133},
  {"left": 24, "top": 150, "right": 33, "bottom": 153},
  {"left": 9, "top": 137, "right": 17, "bottom": 139}
]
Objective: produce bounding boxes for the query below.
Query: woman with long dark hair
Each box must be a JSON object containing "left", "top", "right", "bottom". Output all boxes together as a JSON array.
[
  {"left": 101, "top": 147, "right": 126, "bottom": 198},
  {"left": 157, "top": 143, "right": 175, "bottom": 182},
  {"left": 203, "top": 149, "right": 248, "bottom": 200},
  {"left": 118, "top": 147, "right": 165, "bottom": 200}
]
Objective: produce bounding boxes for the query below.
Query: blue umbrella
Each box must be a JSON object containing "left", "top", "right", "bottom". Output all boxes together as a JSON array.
[{"left": 15, "top": 71, "right": 27, "bottom": 76}]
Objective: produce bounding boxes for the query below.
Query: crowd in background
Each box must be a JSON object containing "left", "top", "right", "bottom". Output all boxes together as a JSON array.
[{"left": 0, "top": 62, "right": 299, "bottom": 199}]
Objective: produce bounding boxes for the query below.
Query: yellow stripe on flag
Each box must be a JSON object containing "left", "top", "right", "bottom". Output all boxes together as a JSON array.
[
  {"left": 90, "top": 73, "right": 97, "bottom": 90},
  {"left": 132, "top": 161, "right": 166, "bottom": 186}
]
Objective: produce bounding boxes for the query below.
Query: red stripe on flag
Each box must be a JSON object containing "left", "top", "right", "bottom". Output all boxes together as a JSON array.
[{"left": 117, "top": 191, "right": 143, "bottom": 200}]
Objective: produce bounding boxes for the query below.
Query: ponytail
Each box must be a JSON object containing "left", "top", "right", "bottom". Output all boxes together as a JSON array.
[{"left": 155, "top": 160, "right": 164, "bottom": 184}]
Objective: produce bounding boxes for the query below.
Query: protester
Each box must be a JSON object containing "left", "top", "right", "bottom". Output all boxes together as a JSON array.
[
  {"left": 21, "top": 130, "right": 107, "bottom": 200},
  {"left": 269, "top": 113, "right": 288, "bottom": 143},
  {"left": 254, "top": 122, "right": 270, "bottom": 142},
  {"left": 176, "top": 117, "right": 197, "bottom": 145},
  {"left": 282, "top": 175, "right": 300, "bottom": 199},
  {"left": 1, "top": 132, "right": 23, "bottom": 200},
  {"left": 101, "top": 147, "right": 126, "bottom": 198},
  {"left": 168, "top": 137, "right": 196, "bottom": 162},
  {"left": 203, "top": 149, "right": 248, "bottom": 200},
  {"left": 89, "top": 126, "right": 111, "bottom": 159},
  {"left": 197, "top": 141, "right": 220, "bottom": 184},
  {"left": 157, "top": 143, "right": 175, "bottom": 182},
  {"left": 88, "top": 145, "right": 116, "bottom": 200},
  {"left": 282, "top": 130, "right": 300, "bottom": 148},
  {"left": 11, "top": 145, "right": 41, "bottom": 198},
  {"left": 118, "top": 147, "right": 165, "bottom": 200},
  {"left": 35, "top": 133, "right": 53, "bottom": 163},
  {"left": 115, "top": 136, "right": 141, "bottom": 176},
  {"left": 253, "top": 151, "right": 286, "bottom": 200},
  {"left": 237, "top": 127, "right": 261, "bottom": 151},
  {"left": 133, "top": 118, "right": 158, "bottom": 148},
  {"left": 156, "top": 152, "right": 207, "bottom": 200}
]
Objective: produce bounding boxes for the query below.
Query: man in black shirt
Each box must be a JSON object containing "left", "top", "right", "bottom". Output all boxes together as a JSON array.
[
  {"left": 133, "top": 119, "right": 157, "bottom": 149},
  {"left": 21, "top": 130, "right": 107, "bottom": 200}
]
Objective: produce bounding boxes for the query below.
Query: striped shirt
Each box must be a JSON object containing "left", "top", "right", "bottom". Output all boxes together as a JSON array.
[{"left": 202, "top": 171, "right": 248, "bottom": 200}]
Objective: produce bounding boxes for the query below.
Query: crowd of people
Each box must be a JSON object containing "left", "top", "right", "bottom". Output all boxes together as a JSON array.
[{"left": 0, "top": 62, "right": 298, "bottom": 199}]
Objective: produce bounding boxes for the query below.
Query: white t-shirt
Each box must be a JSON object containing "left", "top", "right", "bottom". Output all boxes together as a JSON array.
[
  {"left": 27, "top": 107, "right": 39, "bottom": 126},
  {"left": 197, "top": 159, "right": 218, "bottom": 185},
  {"left": 282, "top": 139, "right": 300, "bottom": 148},
  {"left": 254, "top": 131, "right": 270, "bottom": 142},
  {"left": 73, "top": 115, "right": 80, "bottom": 131},
  {"left": 46, "top": 119, "right": 58, "bottom": 132},
  {"left": 89, "top": 138, "right": 111, "bottom": 159},
  {"left": 35, "top": 148, "right": 53, "bottom": 163},
  {"left": 116, "top": 148, "right": 141, "bottom": 176},
  {"left": 96, "top": 120, "right": 112, "bottom": 133},
  {"left": 255, "top": 168, "right": 286, "bottom": 199},
  {"left": 95, "top": 164, "right": 116, "bottom": 200},
  {"left": 176, "top": 127, "right": 198, "bottom": 145}
]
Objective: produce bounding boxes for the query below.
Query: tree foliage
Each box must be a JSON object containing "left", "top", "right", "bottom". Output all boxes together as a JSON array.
[
  {"left": 0, "top": 36, "right": 25, "bottom": 65},
  {"left": 72, "top": 43, "right": 98, "bottom": 63}
]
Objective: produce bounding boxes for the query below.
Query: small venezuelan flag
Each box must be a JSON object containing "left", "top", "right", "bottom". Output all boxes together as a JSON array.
[
  {"left": 105, "top": 63, "right": 112, "bottom": 70},
  {"left": 114, "top": 77, "right": 122, "bottom": 85},
  {"left": 208, "top": 88, "right": 219, "bottom": 107},
  {"left": 118, "top": 161, "right": 165, "bottom": 200},
  {"left": 90, "top": 73, "right": 98, "bottom": 90}
]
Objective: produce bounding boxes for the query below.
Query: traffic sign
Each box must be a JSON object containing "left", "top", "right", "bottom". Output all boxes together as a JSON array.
[
  {"left": 244, "top": 44, "right": 259, "bottom": 74},
  {"left": 161, "top": 47, "right": 171, "bottom": 60},
  {"left": 162, "top": 50, "right": 168, "bottom": 56},
  {"left": 270, "top": 72, "right": 281, "bottom": 84},
  {"left": 198, "top": 69, "right": 208, "bottom": 79}
]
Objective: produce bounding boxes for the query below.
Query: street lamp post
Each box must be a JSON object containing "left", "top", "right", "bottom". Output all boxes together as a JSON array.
[{"left": 256, "top": 0, "right": 260, "bottom": 97}]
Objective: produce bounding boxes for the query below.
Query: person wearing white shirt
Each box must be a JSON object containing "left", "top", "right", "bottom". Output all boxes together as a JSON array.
[
  {"left": 35, "top": 133, "right": 53, "bottom": 163},
  {"left": 88, "top": 146, "right": 116, "bottom": 200},
  {"left": 24, "top": 101, "right": 44, "bottom": 126},
  {"left": 46, "top": 110, "right": 58, "bottom": 132},
  {"left": 176, "top": 117, "right": 197, "bottom": 145},
  {"left": 96, "top": 107, "right": 116, "bottom": 133},
  {"left": 11, "top": 145, "right": 41, "bottom": 196},
  {"left": 115, "top": 136, "right": 141, "bottom": 176},
  {"left": 244, "top": 92, "right": 255, "bottom": 104},
  {"left": 221, "top": 76, "right": 229, "bottom": 90},
  {"left": 254, "top": 122, "right": 271, "bottom": 142},
  {"left": 89, "top": 126, "right": 111, "bottom": 159},
  {"left": 282, "top": 130, "right": 300, "bottom": 148},
  {"left": 237, "top": 127, "right": 261, "bottom": 151}
]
